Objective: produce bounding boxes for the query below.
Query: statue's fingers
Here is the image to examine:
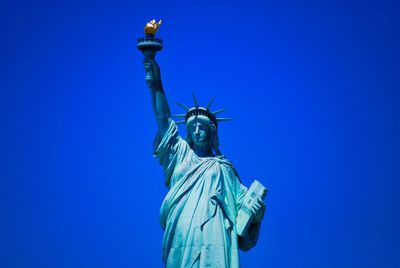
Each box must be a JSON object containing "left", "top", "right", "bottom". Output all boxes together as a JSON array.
[
  {"left": 144, "top": 60, "right": 155, "bottom": 68},
  {"left": 257, "top": 197, "right": 265, "bottom": 207}
]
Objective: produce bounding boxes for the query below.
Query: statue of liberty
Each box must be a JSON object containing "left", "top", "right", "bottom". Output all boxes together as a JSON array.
[{"left": 139, "top": 20, "right": 267, "bottom": 268}]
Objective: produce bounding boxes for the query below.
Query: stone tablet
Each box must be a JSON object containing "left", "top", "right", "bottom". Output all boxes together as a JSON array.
[{"left": 236, "top": 180, "right": 268, "bottom": 236}]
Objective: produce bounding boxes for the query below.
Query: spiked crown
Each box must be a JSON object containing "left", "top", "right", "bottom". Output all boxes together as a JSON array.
[{"left": 172, "top": 94, "right": 232, "bottom": 129}]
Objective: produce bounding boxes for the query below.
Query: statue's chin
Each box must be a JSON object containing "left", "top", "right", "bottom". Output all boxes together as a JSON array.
[{"left": 193, "top": 140, "right": 211, "bottom": 147}]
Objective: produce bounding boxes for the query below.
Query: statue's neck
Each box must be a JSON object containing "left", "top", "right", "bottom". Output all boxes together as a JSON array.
[{"left": 192, "top": 144, "right": 214, "bottom": 158}]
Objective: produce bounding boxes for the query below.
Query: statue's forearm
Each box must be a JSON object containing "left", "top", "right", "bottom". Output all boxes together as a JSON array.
[
  {"left": 151, "top": 87, "right": 171, "bottom": 135},
  {"left": 144, "top": 57, "right": 171, "bottom": 134}
]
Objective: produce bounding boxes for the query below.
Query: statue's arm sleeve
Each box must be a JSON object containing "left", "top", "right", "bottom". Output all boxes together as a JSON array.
[
  {"left": 238, "top": 221, "right": 261, "bottom": 251},
  {"left": 153, "top": 120, "right": 187, "bottom": 187}
]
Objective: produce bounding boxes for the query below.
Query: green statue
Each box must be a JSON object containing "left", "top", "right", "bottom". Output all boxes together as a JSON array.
[{"left": 139, "top": 20, "right": 267, "bottom": 268}]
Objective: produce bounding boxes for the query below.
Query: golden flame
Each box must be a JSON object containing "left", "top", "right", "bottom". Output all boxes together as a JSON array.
[{"left": 144, "top": 19, "right": 162, "bottom": 34}]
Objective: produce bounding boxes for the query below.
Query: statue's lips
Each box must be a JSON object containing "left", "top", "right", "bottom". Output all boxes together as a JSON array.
[{"left": 194, "top": 136, "right": 206, "bottom": 142}]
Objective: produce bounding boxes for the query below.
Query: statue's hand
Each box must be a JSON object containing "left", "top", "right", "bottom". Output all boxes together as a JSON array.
[
  {"left": 251, "top": 197, "right": 266, "bottom": 223},
  {"left": 143, "top": 57, "right": 161, "bottom": 89}
]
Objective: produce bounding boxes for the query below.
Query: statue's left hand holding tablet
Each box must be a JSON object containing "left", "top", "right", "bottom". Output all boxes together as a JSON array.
[{"left": 251, "top": 197, "right": 266, "bottom": 223}]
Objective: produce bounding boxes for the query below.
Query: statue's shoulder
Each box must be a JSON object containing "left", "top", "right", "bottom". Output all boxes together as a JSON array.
[
  {"left": 215, "top": 155, "right": 235, "bottom": 169},
  {"left": 215, "top": 155, "right": 242, "bottom": 183},
  {"left": 215, "top": 154, "right": 229, "bottom": 162}
]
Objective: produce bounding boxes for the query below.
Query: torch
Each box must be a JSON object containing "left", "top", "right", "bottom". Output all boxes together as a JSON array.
[{"left": 137, "top": 19, "right": 163, "bottom": 59}]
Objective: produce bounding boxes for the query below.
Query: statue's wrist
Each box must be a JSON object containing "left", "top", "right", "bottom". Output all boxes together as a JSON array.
[
  {"left": 149, "top": 84, "right": 163, "bottom": 92},
  {"left": 253, "top": 216, "right": 262, "bottom": 224}
]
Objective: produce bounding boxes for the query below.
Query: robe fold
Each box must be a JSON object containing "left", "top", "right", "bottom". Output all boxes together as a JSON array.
[{"left": 154, "top": 120, "right": 260, "bottom": 268}]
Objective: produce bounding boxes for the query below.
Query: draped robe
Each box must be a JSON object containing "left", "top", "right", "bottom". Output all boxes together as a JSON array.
[{"left": 154, "top": 120, "right": 261, "bottom": 268}]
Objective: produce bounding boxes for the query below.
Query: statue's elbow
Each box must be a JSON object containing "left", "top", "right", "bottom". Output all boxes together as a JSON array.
[{"left": 238, "top": 235, "right": 258, "bottom": 252}]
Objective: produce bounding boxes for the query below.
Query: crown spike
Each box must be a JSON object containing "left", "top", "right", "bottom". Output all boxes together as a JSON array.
[
  {"left": 192, "top": 93, "right": 199, "bottom": 108},
  {"left": 176, "top": 120, "right": 186, "bottom": 125},
  {"left": 216, "top": 118, "right": 233, "bottom": 122},
  {"left": 212, "top": 108, "right": 227, "bottom": 115},
  {"left": 175, "top": 101, "right": 190, "bottom": 111},
  {"left": 206, "top": 97, "right": 215, "bottom": 109}
]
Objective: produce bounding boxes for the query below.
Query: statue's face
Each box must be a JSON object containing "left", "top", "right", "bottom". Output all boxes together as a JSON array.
[{"left": 188, "top": 120, "right": 210, "bottom": 146}]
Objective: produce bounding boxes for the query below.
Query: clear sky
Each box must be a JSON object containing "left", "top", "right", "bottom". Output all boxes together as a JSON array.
[{"left": 1, "top": 0, "right": 399, "bottom": 267}]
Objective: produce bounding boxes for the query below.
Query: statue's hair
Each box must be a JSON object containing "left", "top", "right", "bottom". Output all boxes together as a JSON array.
[{"left": 186, "top": 122, "right": 222, "bottom": 156}]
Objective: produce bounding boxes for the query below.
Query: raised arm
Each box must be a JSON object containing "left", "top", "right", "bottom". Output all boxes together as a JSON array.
[{"left": 143, "top": 56, "right": 171, "bottom": 136}]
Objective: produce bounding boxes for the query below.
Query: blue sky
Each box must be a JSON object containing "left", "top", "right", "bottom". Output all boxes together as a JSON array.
[{"left": 1, "top": 0, "right": 399, "bottom": 267}]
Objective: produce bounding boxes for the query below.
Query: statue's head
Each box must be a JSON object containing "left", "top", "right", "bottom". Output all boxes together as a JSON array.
[
  {"left": 174, "top": 95, "right": 231, "bottom": 156},
  {"left": 185, "top": 115, "right": 221, "bottom": 155}
]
